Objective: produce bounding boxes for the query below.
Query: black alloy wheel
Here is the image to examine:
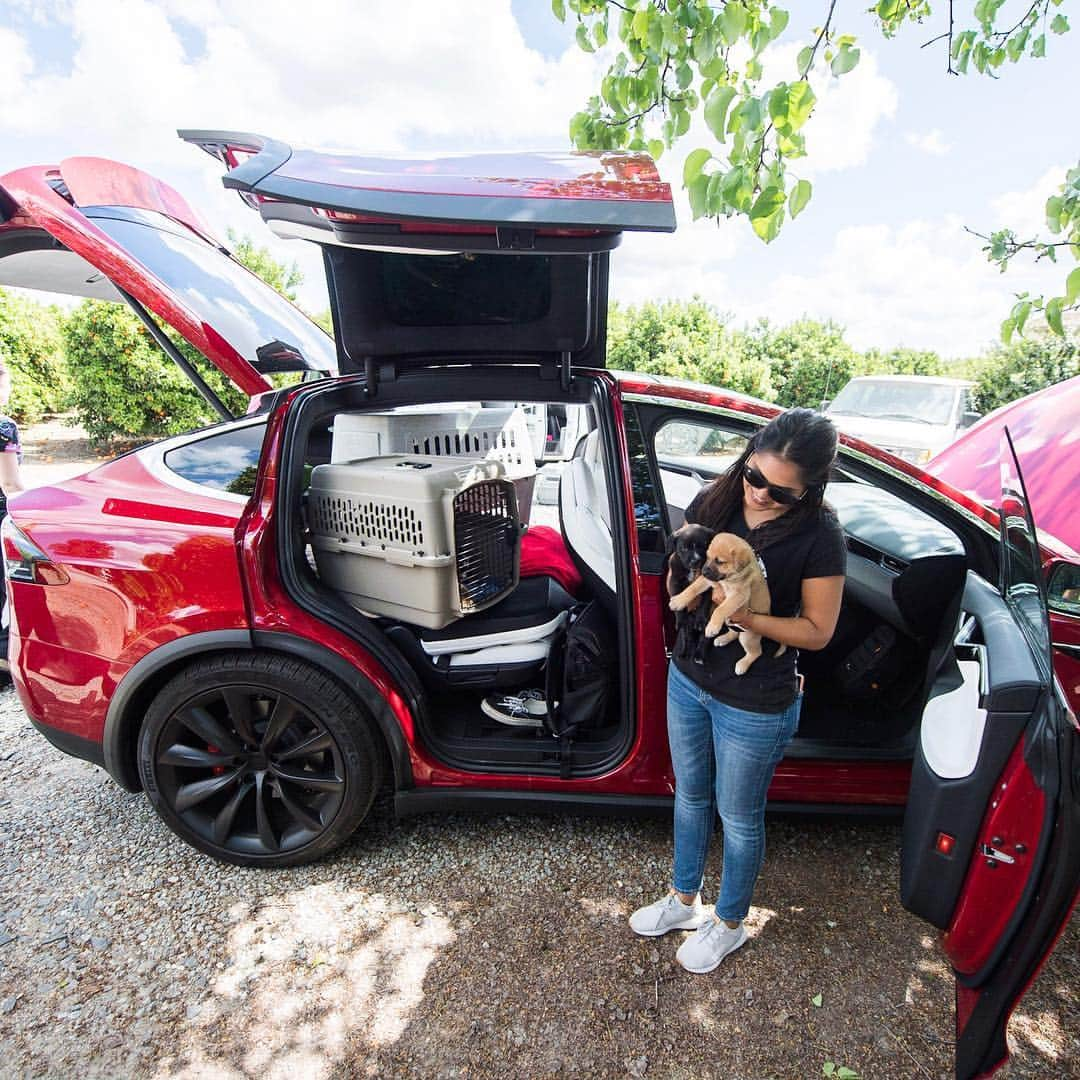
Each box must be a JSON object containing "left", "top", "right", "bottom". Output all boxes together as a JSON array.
[{"left": 138, "top": 654, "right": 382, "bottom": 867}]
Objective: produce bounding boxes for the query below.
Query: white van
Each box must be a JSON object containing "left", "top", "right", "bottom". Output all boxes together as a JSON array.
[{"left": 823, "top": 375, "right": 980, "bottom": 464}]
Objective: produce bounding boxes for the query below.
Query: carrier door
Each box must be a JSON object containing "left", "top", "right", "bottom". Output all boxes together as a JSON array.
[{"left": 899, "top": 428, "right": 1079, "bottom": 1080}]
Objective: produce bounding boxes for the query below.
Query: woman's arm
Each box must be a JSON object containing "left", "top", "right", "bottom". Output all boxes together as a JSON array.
[
  {"left": 0, "top": 453, "right": 24, "bottom": 498},
  {"left": 727, "top": 574, "right": 844, "bottom": 652}
]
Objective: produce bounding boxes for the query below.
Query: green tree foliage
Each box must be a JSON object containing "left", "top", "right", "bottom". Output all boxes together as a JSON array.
[
  {"left": 61, "top": 301, "right": 246, "bottom": 445},
  {"left": 226, "top": 229, "right": 303, "bottom": 302},
  {"left": 970, "top": 332, "right": 1078, "bottom": 413},
  {"left": 607, "top": 297, "right": 773, "bottom": 398},
  {"left": 859, "top": 346, "right": 945, "bottom": 377},
  {"left": 739, "top": 317, "right": 856, "bottom": 407},
  {"left": 0, "top": 287, "right": 69, "bottom": 423},
  {"left": 558, "top": 0, "right": 1076, "bottom": 330}
]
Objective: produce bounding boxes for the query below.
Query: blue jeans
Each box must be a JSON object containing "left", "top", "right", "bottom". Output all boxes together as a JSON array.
[{"left": 667, "top": 662, "right": 801, "bottom": 922}]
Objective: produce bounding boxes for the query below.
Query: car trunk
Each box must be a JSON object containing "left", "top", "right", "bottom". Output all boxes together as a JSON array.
[{"left": 187, "top": 131, "right": 675, "bottom": 776}]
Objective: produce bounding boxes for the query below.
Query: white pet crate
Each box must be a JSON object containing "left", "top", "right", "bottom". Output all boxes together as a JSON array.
[
  {"left": 330, "top": 405, "right": 536, "bottom": 522},
  {"left": 307, "top": 454, "right": 520, "bottom": 629}
]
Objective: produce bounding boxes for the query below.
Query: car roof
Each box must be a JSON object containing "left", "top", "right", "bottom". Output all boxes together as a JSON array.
[{"left": 844, "top": 374, "right": 974, "bottom": 386}]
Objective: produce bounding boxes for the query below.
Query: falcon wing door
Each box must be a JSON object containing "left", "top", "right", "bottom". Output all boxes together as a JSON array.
[{"left": 899, "top": 428, "right": 1079, "bottom": 1079}]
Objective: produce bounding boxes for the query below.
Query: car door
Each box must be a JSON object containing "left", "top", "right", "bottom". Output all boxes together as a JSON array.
[
  {"left": 899, "top": 429, "right": 1079, "bottom": 1080},
  {"left": 0, "top": 156, "right": 336, "bottom": 405}
]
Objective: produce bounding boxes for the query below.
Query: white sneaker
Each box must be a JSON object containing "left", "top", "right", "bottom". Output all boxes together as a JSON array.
[
  {"left": 481, "top": 689, "right": 548, "bottom": 727},
  {"left": 628, "top": 891, "right": 710, "bottom": 937},
  {"left": 675, "top": 917, "right": 748, "bottom": 973}
]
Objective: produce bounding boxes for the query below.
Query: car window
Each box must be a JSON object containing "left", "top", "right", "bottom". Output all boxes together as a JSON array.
[
  {"left": 828, "top": 380, "right": 958, "bottom": 425},
  {"left": 1047, "top": 563, "right": 1080, "bottom": 617},
  {"left": 163, "top": 422, "right": 266, "bottom": 496},
  {"left": 653, "top": 419, "right": 748, "bottom": 528}
]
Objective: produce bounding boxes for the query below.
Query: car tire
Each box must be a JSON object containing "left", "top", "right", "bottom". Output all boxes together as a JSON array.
[{"left": 137, "top": 652, "right": 383, "bottom": 867}]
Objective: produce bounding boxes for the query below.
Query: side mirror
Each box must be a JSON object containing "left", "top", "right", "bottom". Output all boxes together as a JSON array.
[
  {"left": 1048, "top": 561, "right": 1080, "bottom": 615},
  {"left": 820, "top": 399, "right": 831, "bottom": 412},
  {"left": 960, "top": 410, "right": 981, "bottom": 429}
]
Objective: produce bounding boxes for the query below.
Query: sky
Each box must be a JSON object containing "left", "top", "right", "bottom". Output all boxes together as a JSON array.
[{"left": 0, "top": 0, "right": 1076, "bottom": 358}]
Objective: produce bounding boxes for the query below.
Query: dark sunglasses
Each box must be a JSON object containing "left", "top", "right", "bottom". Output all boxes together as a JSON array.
[{"left": 743, "top": 462, "right": 807, "bottom": 506}]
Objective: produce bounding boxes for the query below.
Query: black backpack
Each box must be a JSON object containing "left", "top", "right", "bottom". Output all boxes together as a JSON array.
[{"left": 544, "top": 601, "right": 615, "bottom": 771}]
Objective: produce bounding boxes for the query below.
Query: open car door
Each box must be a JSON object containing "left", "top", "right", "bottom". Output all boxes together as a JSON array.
[
  {"left": 0, "top": 157, "right": 336, "bottom": 408},
  {"left": 900, "top": 428, "right": 1079, "bottom": 1079}
]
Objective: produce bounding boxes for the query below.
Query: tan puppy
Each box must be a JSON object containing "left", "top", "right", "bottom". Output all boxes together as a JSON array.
[{"left": 669, "top": 532, "right": 786, "bottom": 675}]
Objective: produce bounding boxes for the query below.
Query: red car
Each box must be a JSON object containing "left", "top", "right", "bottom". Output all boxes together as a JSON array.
[{"left": 0, "top": 134, "right": 1075, "bottom": 1080}]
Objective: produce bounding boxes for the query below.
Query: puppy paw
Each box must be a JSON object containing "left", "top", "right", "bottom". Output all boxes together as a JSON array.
[{"left": 669, "top": 596, "right": 686, "bottom": 612}]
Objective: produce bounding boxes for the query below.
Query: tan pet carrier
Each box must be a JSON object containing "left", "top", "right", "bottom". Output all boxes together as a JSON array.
[{"left": 307, "top": 455, "right": 520, "bottom": 629}]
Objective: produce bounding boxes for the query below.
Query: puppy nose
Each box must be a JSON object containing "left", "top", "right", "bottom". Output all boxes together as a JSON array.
[{"left": 702, "top": 564, "right": 720, "bottom": 581}]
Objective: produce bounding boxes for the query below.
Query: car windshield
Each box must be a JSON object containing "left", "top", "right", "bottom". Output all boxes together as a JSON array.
[
  {"left": 829, "top": 380, "right": 958, "bottom": 425},
  {"left": 84, "top": 206, "right": 337, "bottom": 374}
]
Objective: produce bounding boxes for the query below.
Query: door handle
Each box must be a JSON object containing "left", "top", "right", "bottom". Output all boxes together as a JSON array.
[{"left": 981, "top": 844, "right": 1016, "bottom": 865}]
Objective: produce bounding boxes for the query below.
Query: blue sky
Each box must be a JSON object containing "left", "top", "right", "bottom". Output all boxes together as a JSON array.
[{"left": 1, "top": 0, "right": 1075, "bottom": 357}]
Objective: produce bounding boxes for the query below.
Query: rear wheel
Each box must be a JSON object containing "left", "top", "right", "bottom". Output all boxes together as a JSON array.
[{"left": 137, "top": 653, "right": 382, "bottom": 867}]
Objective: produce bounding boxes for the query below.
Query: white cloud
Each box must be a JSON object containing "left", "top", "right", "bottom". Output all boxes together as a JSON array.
[
  {"left": 904, "top": 129, "right": 951, "bottom": 156},
  {"left": 729, "top": 216, "right": 1064, "bottom": 357},
  {"left": 759, "top": 44, "right": 899, "bottom": 175},
  {"left": 990, "top": 164, "right": 1068, "bottom": 237}
]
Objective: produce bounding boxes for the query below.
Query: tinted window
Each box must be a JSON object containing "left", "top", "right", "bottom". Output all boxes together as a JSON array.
[
  {"left": 86, "top": 207, "right": 337, "bottom": 374},
  {"left": 164, "top": 423, "right": 266, "bottom": 496},
  {"left": 623, "top": 404, "right": 666, "bottom": 567},
  {"left": 380, "top": 253, "right": 552, "bottom": 326}
]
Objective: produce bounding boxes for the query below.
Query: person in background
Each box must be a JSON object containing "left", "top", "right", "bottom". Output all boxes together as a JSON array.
[
  {"left": 630, "top": 407, "right": 845, "bottom": 973},
  {"left": 0, "top": 359, "right": 25, "bottom": 676}
]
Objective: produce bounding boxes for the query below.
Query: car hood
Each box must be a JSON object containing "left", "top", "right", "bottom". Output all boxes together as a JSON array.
[{"left": 826, "top": 412, "right": 955, "bottom": 455}]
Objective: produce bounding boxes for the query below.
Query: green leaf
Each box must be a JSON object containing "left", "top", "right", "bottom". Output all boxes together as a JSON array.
[
  {"left": 1046, "top": 296, "right": 1065, "bottom": 336},
  {"left": 823, "top": 1064, "right": 836, "bottom": 1078},
  {"left": 797, "top": 45, "right": 813, "bottom": 75},
  {"left": 1032, "top": 33, "right": 1047, "bottom": 57},
  {"left": 787, "top": 81, "right": 816, "bottom": 130},
  {"left": 1051, "top": 13, "right": 1069, "bottom": 34},
  {"left": 749, "top": 186, "right": 785, "bottom": 242},
  {"left": 771, "top": 9, "right": 790, "bottom": 37},
  {"left": 836, "top": 1069, "right": 860, "bottom": 1080},
  {"left": 1013, "top": 299, "right": 1032, "bottom": 335},
  {"left": 831, "top": 45, "right": 861, "bottom": 76},
  {"left": 647, "top": 139, "right": 665, "bottom": 161},
  {"left": 551, "top": 0, "right": 565, "bottom": 22},
  {"left": 1066, "top": 266, "right": 1080, "bottom": 306},
  {"left": 811, "top": 992, "right": 823, "bottom": 1007},
  {"left": 632, "top": 8, "right": 651, "bottom": 42},
  {"left": 1000, "top": 315, "right": 1016, "bottom": 345},
  {"left": 718, "top": 2, "right": 748, "bottom": 45},
  {"left": 676, "top": 61, "right": 693, "bottom": 90},
  {"left": 789, "top": 179, "right": 812, "bottom": 218},
  {"left": 684, "top": 148, "right": 713, "bottom": 186},
  {"left": 594, "top": 20, "right": 607, "bottom": 48},
  {"left": 1046, "top": 195, "right": 1064, "bottom": 233},
  {"left": 687, "top": 174, "right": 710, "bottom": 219},
  {"left": 576, "top": 23, "right": 595, "bottom": 53},
  {"left": 704, "top": 85, "right": 737, "bottom": 141}
]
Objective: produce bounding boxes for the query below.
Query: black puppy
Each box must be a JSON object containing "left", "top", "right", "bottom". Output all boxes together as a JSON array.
[{"left": 665, "top": 524, "right": 716, "bottom": 664}]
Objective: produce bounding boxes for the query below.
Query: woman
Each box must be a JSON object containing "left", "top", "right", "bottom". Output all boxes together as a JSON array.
[{"left": 630, "top": 407, "right": 845, "bottom": 973}]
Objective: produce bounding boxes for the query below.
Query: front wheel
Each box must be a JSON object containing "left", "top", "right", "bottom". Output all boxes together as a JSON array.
[{"left": 137, "top": 653, "right": 383, "bottom": 867}]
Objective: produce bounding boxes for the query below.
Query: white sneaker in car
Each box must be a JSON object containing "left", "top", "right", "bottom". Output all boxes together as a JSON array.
[
  {"left": 675, "top": 917, "right": 748, "bottom": 973},
  {"left": 628, "top": 890, "right": 710, "bottom": 937},
  {"left": 481, "top": 689, "right": 548, "bottom": 727}
]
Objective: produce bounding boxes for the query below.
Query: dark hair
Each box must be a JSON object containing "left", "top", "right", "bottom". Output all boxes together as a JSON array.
[{"left": 694, "top": 407, "right": 838, "bottom": 551}]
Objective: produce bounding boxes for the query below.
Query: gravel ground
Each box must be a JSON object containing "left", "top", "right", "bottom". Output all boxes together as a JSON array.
[{"left": 0, "top": 686, "right": 1076, "bottom": 1080}]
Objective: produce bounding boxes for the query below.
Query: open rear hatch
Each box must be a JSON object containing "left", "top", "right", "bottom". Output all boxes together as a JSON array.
[{"left": 181, "top": 130, "right": 676, "bottom": 385}]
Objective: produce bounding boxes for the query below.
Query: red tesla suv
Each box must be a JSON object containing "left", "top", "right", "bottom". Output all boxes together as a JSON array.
[{"left": 0, "top": 133, "right": 1075, "bottom": 1080}]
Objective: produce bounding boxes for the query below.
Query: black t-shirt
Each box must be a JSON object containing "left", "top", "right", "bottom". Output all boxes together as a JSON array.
[{"left": 672, "top": 489, "right": 847, "bottom": 712}]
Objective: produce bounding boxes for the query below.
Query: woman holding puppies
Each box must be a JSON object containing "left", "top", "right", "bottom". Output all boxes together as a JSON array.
[{"left": 630, "top": 407, "right": 845, "bottom": 973}]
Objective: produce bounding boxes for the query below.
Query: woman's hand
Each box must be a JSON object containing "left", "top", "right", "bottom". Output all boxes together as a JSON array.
[{"left": 725, "top": 605, "right": 753, "bottom": 632}]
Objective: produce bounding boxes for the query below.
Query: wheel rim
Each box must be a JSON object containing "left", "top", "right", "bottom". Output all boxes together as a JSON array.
[{"left": 153, "top": 683, "right": 347, "bottom": 857}]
